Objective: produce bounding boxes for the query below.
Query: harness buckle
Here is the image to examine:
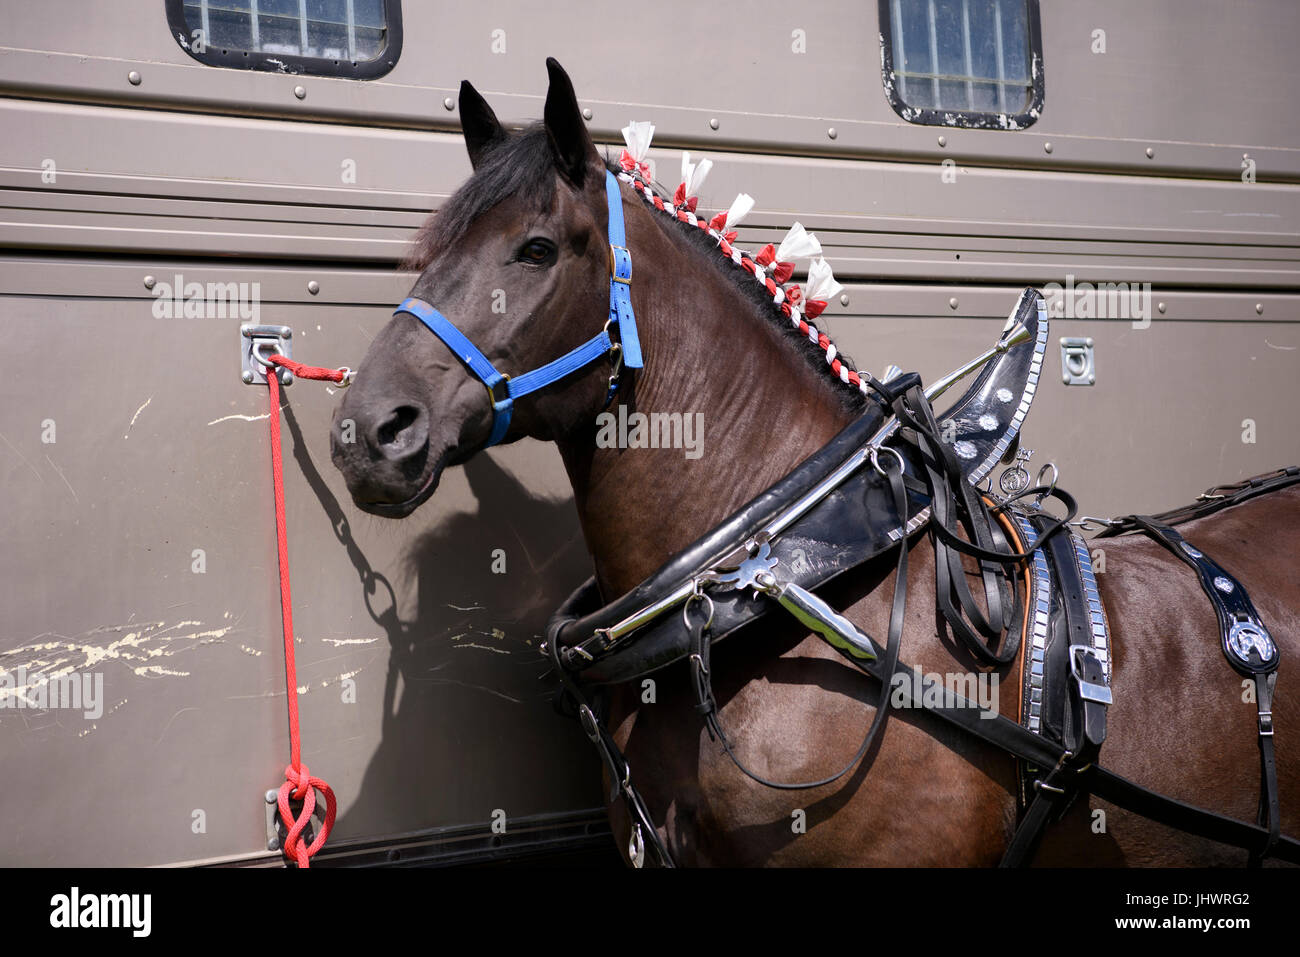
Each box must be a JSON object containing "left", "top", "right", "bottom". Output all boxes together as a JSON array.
[
  {"left": 609, "top": 244, "right": 632, "bottom": 285},
  {"left": 486, "top": 373, "right": 511, "bottom": 407},
  {"left": 1068, "top": 645, "right": 1113, "bottom": 706}
]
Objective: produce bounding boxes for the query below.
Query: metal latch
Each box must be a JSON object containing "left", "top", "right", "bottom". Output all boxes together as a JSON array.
[
  {"left": 241, "top": 324, "right": 293, "bottom": 386},
  {"left": 1060, "top": 337, "right": 1095, "bottom": 386}
]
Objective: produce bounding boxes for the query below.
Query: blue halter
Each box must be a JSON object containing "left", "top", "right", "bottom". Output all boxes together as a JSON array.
[{"left": 394, "top": 169, "right": 643, "bottom": 448}]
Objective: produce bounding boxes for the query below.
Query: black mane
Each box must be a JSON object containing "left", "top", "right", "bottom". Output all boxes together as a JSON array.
[{"left": 403, "top": 124, "right": 868, "bottom": 414}]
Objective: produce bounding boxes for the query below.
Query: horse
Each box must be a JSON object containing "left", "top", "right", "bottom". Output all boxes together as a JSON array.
[{"left": 329, "top": 59, "right": 1298, "bottom": 866}]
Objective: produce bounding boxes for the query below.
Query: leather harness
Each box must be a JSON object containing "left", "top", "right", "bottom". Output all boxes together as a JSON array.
[{"left": 392, "top": 167, "right": 1294, "bottom": 867}]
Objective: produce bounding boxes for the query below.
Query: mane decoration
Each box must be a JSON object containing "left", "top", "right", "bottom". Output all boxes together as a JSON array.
[{"left": 616, "top": 121, "right": 875, "bottom": 398}]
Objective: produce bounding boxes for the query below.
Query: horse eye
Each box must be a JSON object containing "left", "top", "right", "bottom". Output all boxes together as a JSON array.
[{"left": 519, "top": 239, "right": 555, "bottom": 264}]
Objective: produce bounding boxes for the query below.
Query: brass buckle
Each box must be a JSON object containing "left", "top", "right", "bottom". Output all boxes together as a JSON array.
[
  {"left": 609, "top": 244, "right": 631, "bottom": 285},
  {"left": 486, "top": 373, "right": 510, "bottom": 406}
]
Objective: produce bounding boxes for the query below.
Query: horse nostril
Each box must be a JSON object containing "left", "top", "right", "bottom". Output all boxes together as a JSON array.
[{"left": 375, "top": 405, "right": 424, "bottom": 452}]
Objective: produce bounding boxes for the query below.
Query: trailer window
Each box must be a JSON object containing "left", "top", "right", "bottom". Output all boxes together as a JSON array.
[
  {"left": 166, "top": 0, "right": 402, "bottom": 79},
  {"left": 879, "top": 0, "right": 1042, "bottom": 129}
]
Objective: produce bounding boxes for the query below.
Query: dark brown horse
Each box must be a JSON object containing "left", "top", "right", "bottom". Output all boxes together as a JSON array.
[{"left": 330, "top": 60, "right": 1298, "bottom": 866}]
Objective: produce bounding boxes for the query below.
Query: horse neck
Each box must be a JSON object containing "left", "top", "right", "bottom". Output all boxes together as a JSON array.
[{"left": 557, "top": 200, "right": 856, "bottom": 596}]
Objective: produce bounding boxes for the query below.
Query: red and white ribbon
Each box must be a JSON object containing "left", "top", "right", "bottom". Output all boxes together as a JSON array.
[
  {"left": 620, "top": 120, "right": 655, "bottom": 179},
  {"left": 708, "top": 193, "right": 754, "bottom": 243},
  {"left": 756, "top": 222, "right": 822, "bottom": 285},
  {"left": 673, "top": 150, "right": 712, "bottom": 212}
]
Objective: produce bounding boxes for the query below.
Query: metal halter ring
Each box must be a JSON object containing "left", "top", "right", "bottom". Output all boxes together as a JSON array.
[
  {"left": 870, "top": 445, "right": 905, "bottom": 478},
  {"left": 1032, "top": 462, "right": 1059, "bottom": 506},
  {"left": 682, "top": 585, "right": 715, "bottom": 632},
  {"left": 251, "top": 339, "right": 283, "bottom": 369},
  {"left": 337, "top": 367, "right": 355, "bottom": 388}
]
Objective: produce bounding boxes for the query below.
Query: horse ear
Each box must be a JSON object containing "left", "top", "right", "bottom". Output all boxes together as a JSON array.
[
  {"left": 543, "top": 58, "right": 599, "bottom": 187},
  {"left": 459, "top": 80, "right": 505, "bottom": 170}
]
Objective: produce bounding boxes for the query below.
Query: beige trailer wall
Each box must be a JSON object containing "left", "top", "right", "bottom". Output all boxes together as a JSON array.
[{"left": 0, "top": 0, "right": 1296, "bottom": 864}]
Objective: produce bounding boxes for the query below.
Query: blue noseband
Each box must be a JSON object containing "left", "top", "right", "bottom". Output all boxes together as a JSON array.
[{"left": 394, "top": 169, "right": 643, "bottom": 448}]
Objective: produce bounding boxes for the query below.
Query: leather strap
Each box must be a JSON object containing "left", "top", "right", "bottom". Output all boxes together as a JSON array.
[
  {"left": 545, "top": 637, "right": 674, "bottom": 867},
  {"left": 685, "top": 455, "right": 911, "bottom": 789}
]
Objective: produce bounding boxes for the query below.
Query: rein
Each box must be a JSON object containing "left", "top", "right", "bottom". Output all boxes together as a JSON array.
[{"left": 394, "top": 169, "right": 642, "bottom": 448}]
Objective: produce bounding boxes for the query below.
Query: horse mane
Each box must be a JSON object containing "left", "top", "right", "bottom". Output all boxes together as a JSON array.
[{"left": 402, "top": 123, "right": 869, "bottom": 414}]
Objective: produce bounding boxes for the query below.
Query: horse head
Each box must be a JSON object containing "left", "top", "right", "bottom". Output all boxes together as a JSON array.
[{"left": 332, "top": 59, "right": 623, "bottom": 517}]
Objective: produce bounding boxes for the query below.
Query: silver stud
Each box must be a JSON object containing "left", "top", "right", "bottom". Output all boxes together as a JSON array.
[
  {"left": 294, "top": 85, "right": 306, "bottom": 99},
  {"left": 307, "top": 280, "right": 320, "bottom": 295},
  {"left": 839, "top": 293, "right": 850, "bottom": 306},
  {"left": 949, "top": 297, "right": 959, "bottom": 310},
  {"left": 582, "top": 108, "right": 593, "bottom": 120},
  {"left": 1157, "top": 301, "right": 1166, "bottom": 314},
  {"left": 1043, "top": 142, "right": 1052, "bottom": 154},
  {"left": 827, "top": 127, "right": 837, "bottom": 140},
  {"left": 1214, "top": 576, "right": 1235, "bottom": 594},
  {"left": 128, "top": 71, "right": 142, "bottom": 86},
  {"left": 265, "top": 790, "right": 278, "bottom": 804},
  {"left": 937, "top": 135, "right": 946, "bottom": 147},
  {"left": 143, "top": 275, "right": 156, "bottom": 290},
  {"left": 267, "top": 838, "right": 280, "bottom": 851},
  {"left": 242, "top": 370, "right": 255, "bottom": 384},
  {"left": 1145, "top": 147, "right": 1154, "bottom": 159},
  {"left": 1256, "top": 303, "right": 1264, "bottom": 314},
  {"left": 443, "top": 97, "right": 455, "bottom": 111},
  {"left": 709, "top": 118, "right": 719, "bottom": 130}
]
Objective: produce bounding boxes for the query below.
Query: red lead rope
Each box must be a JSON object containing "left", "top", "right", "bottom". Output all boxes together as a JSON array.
[{"left": 264, "top": 354, "right": 347, "bottom": 867}]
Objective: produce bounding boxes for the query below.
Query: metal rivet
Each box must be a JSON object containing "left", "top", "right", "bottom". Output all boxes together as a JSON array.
[
  {"left": 709, "top": 118, "right": 719, "bottom": 130},
  {"left": 128, "top": 71, "right": 142, "bottom": 86},
  {"left": 307, "top": 280, "right": 320, "bottom": 295},
  {"left": 839, "top": 293, "right": 850, "bottom": 306},
  {"left": 267, "top": 838, "right": 279, "bottom": 851},
  {"left": 1085, "top": 337, "right": 1094, "bottom": 348},
  {"left": 582, "top": 108, "right": 593, "bottom": 120},
  {"left": 1256, "top": 303, "right": 1264, "bottom": 314},
  {"left": 443, "top": 97, "right": 455, "bottom": 111},
  {"left": 1145, "top": 147, "right": 1154, "bottom": 159},
  {"left": 949, "top": 297, "right": 959, "bottom": 310},
  {"left": 1043, "top": 142, "right": 1053, "bottom": 154},
  {"left": 937, "top": 135, "right": 947, "bottom": 147},
  {"left": 242, "top": 371, "right": 255, "bottom": 384},
  {"left": 827, "top": 127, "right": 837, "bottom": 140},
  {"left": 1157, "top": 301, "right": 1166, "bottom": 314},
  {"left": 294, "top": 85, "right": 306, "bottom": 99},
  {"left": 1087, "top": 374, "right": 1095, "bottom": 385},
  {"left": 143, "top": 275, "right": 156, "bottom": 290},
  {"left": 265, "top": 790, "right": 278, "bottom": 804}
]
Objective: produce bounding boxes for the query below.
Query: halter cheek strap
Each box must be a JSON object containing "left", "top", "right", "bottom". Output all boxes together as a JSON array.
[{"left": 394, "top": 169, "right": 643, "bottom": 449}]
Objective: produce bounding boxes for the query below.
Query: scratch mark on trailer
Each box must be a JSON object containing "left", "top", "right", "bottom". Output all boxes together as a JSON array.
[
  {"left": 0, "top": 432, "right": 43, "bottom": 482},
  {"left": 1264, "top": 339, "right": 1296, "bottom": 351},
  {"left": 44, "top": 454, "right": 79, "bottom": 503},
  {"left": 0, "top": 619, "right": 233, "bottom": 711},
  {"left": 155, "top": 707, "right": 199, "bottom": 746},
  {"left": 451, "top": 642, "right": 510, "bottom": 655},
  {"left": 207, "top": 413, "right": 271, "bottom": 425},
  {"left": 125, "top": 395, "right": 153, "bottom": 438},
  {"left": 425, "top": 679, "right": 522, "bottom": 704}
]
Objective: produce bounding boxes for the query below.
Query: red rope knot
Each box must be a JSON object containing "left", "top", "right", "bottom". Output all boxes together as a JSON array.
[{"left": 277, "top": 762, "right": 337, "bottom": 869}]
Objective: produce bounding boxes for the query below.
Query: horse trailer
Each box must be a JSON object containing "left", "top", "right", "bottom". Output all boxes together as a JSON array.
[{"left": 1, "top": 0, "right": 1297, "bottom": 868}]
